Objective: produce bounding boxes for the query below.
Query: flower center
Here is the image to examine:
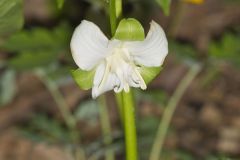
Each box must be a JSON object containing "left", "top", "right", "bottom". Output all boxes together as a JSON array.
[{"left": 98, "top": 45, "right": 146, "bottom": 93}]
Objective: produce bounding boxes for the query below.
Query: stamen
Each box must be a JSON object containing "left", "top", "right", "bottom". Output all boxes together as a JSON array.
[{"left": 95, "top": 42, "right": 147, "bottom": 95}]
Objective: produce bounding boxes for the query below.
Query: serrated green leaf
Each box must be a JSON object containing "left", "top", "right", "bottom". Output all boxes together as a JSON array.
[
  {"left": 71, "top": 68, "right": 95, "bottom": 90},
  {"left": 56, "top": 0, "right": 65, "bottom": 9},
  {"left": 114, "top": 18, "right": 145, "bottom": 41},
  {"left": 155, "top": 0, "right": 171, "bottom": 16},
  {"left": 140, "top": 66, "right": 162, "bottom": 84},
  {"left": 0, "top": 0, "right": 23, "bottom": 36}
]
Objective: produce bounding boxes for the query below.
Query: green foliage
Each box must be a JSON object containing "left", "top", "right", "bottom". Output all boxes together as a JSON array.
[
  {"left": 206, "top": 155, "right": 234, "bottom": 160},
  {"left": 138, "top": 116, "right": 160, "bottom": 159},
  {"left": 209, "top": 33, "right": 240, "bottom": 67},
  {"left": 155, "top": 0, "right": 171, "bottom": 16},
  {"left": 20, "top": 114, "right": 72, "bottom": 143},
  {"left": 71, "top": 68, "right": 95, "bottom": 90},
  {"left": 47, "top": 64, "right": 71, "bottom": 82},
  {"left": 114, "top": 18, "right": 145, "bottom": 41},
  {"left": 0, "top": 0, "right": 23, "bottom": 37},
  {"left": 174, "top": 150, "right": 195, "bottom": 160},
  {"left": 135, "top": 89, "right": 167, "bottom": 105},
  {"left": 9, "top": 51, "right": 59, "bottom": 70},
  {"left": 0, "top": 70, "right": 16, "bottom": 106},
  {"left": 170, "top": 41, "right": 198, "bottom": 62},
  {"left": 2, "top": 23, "right": 71, "bottom": 70},
  {"left": 56, "top": 0, "right": 65, "bottom": 9}
]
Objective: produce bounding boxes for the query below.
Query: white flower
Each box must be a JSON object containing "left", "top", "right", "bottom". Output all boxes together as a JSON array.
[{"left": 70, "top": 20, "right": 168, "bottom": 98}]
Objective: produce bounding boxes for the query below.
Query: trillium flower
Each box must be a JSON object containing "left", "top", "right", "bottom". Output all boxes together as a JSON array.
[{"left": 70, "top": 20, "right": 168, "bottom": 98}]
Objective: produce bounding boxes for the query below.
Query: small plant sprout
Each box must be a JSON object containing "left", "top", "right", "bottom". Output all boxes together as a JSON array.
[{"left": 70, "top": 19, "right": 168, "bottom": 98}]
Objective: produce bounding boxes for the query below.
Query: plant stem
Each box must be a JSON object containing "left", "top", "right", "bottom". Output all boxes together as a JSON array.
[
  {"left": 109, "top": 1, "right": 137, "bottom": 160},
  {"left": 115, "top": 93, "right": 124, "bottom": 122},
  {"left": 109, "top": 0, "right": 122, "bottom": 35},
  {"left": 122, "top": 90, "right": 138, "bottom": 160},
  {"left": 35, "top": 69, "right": 76, "bottom": 130},
  {"left": 109, "top": 0, "right": 124, "bottom": 128},
  {"left": 98, "top": 96, "right": 115, "bottom": 160},
  {"left": 35, "top": 69, "right": 86, "bottom": 160},
  {"left": 149, "top": 64, "right": 201, "bottom": 160}
]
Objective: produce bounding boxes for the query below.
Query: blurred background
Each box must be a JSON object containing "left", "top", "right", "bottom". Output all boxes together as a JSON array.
[{"left": 0, "top": 0, "right": 240, "bottom": 159}]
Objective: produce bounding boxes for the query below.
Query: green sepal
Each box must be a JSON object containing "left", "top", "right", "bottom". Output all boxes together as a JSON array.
[
  {"left": 140, "top": 66, "right": 162, "bottom": 85},
  {"left": 71, "top": 68, "right": 95, "bottom": 90},
  {"left": 114, "top": 18, "right": 162, "bottom": 85},
  {"left": 114, "top": 18, "right": 145, "bottom": 41}
]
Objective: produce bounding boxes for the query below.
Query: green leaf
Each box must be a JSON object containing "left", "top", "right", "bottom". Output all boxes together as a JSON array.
[
  {"left": 8, "top": 51, "right": 58, "bottom": 70},
  {"left": 209, "top": 33, "right": 240, "bottom": 67},
  {"left": 20, "top": 114, "right": 72, "bottom": 143},
  {"left": 114, "top": 18, "right": 145, "bottom": 41},
  {"left": 2, "top": 23, "right": 71, "bottom": 70},
  {"left": 140, "top": 66, "right": 162, "bottom": 84},
  {"left": 71, "top": 68, "right": 95, "bottom": 90},
  {"left": 2, "top": 23, "right": 71, "bottom": 53},
  {"left": 170, "top": 40, "right": 198, "bottom": 62},
  {"left": 155, "top": 0, "right": 171, "bottom": 16},
  {"left": 0, "top": 0, "right": 24, "bottom": 36},
  {"left": 56, "top": 0, "right": 65, "bottom": 9}
]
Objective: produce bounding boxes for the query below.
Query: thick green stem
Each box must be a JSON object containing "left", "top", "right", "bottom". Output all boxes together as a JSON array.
[
  {"left": 98, "top": 96, "right": 115, "bottom": 160},
  {"left": 115, "top": 93, "right": 123, "bottom": 122},
  {"left": 122, "top": 90, "right": 138, "bottom": 160},
  {"left": 109, "top": 0, "right": 122, "bottom": 35},
  {"left": 149, "top": 64, "right": 201, "bottom": 160},
  {"left": 109, "top": 1, "right": 137, "bottom": 160}
]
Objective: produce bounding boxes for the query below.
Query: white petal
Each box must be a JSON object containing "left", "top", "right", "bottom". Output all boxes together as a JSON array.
[
  {"left": 92, "top": 62, "right": 120, "bottom": 98},
  {"left": 92, "top": 72, "right": 119, "bottom": 98},
  {"left": 126, "top": 20, "right": 168, "bottom": 67},
  {"left": 70, "top": 20, "right": 109, "bottom": 70},
  {"left": 93, "top": 62, "right": 105, "bottom": 86}
]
